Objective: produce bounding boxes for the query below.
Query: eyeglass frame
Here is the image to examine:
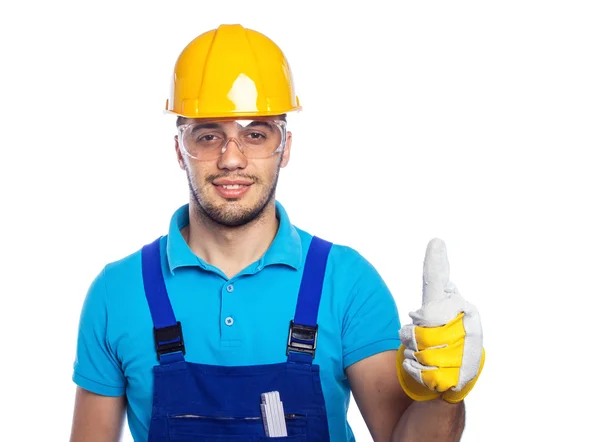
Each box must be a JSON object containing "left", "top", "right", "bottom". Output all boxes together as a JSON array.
[{"left": 176, "top": 118, "right": 288, "bottom": 161}]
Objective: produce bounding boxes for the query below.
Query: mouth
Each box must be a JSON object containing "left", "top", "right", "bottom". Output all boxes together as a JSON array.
[
  {"left": 218, "top": 184, "right": 249, "bottom": 190},
  {"left": 212, "top": 181, "right": 253, "bottom": 198}
]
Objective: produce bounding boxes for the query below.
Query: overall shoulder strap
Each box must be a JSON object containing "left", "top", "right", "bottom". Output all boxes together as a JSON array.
[
  {"left": 141, "top": 237, "right": 185, "bottom": 364},
  {"left": 287, "top": 236, "right": 333, "bottom": 364}
]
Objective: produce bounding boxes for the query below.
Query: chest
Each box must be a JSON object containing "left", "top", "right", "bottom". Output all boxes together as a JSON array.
[{"left": 110, "top": 267, "right": 346, "bottom": 393}]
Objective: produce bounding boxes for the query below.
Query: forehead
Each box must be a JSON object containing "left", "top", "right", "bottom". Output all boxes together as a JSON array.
[
  {"left": 178, "top": 117, "right": 285, "bottom": 133},
  {"left": 180, "top": 115, "right": 284, "bottom": 125}
]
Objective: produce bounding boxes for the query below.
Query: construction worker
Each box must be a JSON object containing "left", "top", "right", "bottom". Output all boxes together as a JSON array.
[{"left": 69, "top": 24, "right": 484, "bottom": 442}]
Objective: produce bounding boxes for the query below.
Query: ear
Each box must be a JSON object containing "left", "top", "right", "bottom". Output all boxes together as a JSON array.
[
  {"left": 280, "top": 131, "right": 292, "bottom": 168},
  {"left": 174, "top": 135, "right": 186, "bottom": 170}
]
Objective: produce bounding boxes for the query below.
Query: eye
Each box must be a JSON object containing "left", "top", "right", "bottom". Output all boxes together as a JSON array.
[
  {"left": 196, "top": 133, "right": 223, "bottom": 144},
  {"left": 243, "top": 131, "right": 269, "bottom": 145},
  {"left": 248, "top": 132, "right": 266, "bottom": 139}
]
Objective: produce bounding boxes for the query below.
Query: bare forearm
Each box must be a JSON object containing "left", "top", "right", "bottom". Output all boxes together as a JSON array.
[{"left": 391, "top": 398, "right": 465, "bottom": 442}]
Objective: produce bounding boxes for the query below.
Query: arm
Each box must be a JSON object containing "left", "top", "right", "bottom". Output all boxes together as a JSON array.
[
  {"left": 391, "top": 398, "right": 465, "bottom": 442},
  {"left": 346, "top": 350, "right": 411, "bottom": 442},
  {"left": 70, "top": 267, "right": 128, "bottom": 441},
  {"left": 347, "top": 351, "right": 465, "bottom": 442},
  {"left": 69, "top": 387, "right": 126, "bottom": 442}
]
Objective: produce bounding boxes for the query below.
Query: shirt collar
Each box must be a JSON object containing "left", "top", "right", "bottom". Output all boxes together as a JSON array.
[
  {"left": 165, "top": 201, "right": 303, "bottom": 273},
  {"left": 165, "top": 204, "right": 200, "bottom": 273}
]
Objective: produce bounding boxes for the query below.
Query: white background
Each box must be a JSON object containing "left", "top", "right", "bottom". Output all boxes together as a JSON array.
[{"left": 1, "top": 0, "right": 599, "bottom": 440}]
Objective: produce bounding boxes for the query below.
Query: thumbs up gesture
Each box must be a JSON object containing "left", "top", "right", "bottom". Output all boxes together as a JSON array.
[{"left": 396, "top": 238, "right": 485, "bottom": 403}]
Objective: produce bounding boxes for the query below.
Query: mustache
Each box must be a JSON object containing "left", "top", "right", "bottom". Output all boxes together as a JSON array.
[{"left": 205, "top": 173, "right": 260, "bottom": 184}]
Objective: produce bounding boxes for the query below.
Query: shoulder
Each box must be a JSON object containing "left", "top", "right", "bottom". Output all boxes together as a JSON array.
[
  {"left": 294, "top": 227, "right": 388, "bottom": 290},
  {"left": 102, "top": 244, "right": 145, "bottom": 288},
  {"left": 80, "top": 237, "right": 166, "bottom": 341},
  {"left": 296, "top": 230, "right": 400, "bottom": 342},
  {"left": 89, "top": 236, "right": 164, "bottom": 305},
  {"left": 298, "top": 227, "right": 380, "bottom": 270}
]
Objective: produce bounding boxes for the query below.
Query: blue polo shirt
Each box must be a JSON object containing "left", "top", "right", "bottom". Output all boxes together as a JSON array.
[{"left": 73, "top": 201, "right": 401, "bottom": 441}]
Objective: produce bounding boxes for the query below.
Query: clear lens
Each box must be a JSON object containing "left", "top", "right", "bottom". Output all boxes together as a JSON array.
[{"left": 178, "top": 119, "right": 285, "bottom": 161}]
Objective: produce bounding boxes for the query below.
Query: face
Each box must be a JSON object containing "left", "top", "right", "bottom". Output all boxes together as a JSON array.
[{"left": 175, "top": 117, "right": 292, "bottom": 227}]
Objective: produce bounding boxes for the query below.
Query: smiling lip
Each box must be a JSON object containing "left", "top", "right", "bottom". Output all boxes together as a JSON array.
[{"left": 212, "top": 180, "right": 253, "bottom": 198}]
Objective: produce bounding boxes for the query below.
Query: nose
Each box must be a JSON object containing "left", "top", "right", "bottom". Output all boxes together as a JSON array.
[{"left": 217, "top": 138, "right": 248, "bottom": 170}]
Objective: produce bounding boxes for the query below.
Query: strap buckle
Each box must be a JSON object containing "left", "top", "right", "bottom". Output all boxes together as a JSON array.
[
  {"left": 286, "top": 320, "right": 318, "bottom": 359},
  {"left": 153, "top": 322, "right": 185, "bottom": 360}
]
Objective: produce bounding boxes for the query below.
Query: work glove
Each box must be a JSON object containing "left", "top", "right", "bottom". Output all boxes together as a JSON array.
[{"left": 396, "top": 238, "right": 485, "bottom": 403}]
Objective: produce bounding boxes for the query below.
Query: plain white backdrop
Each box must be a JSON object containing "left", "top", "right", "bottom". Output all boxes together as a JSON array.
[{"left": 1, "top": 0, "right": 599, "bottom": 440}]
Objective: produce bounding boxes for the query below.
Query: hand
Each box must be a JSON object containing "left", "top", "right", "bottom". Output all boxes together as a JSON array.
[{"left": 396, "top": 238, "right": 485, "bottom": 403}]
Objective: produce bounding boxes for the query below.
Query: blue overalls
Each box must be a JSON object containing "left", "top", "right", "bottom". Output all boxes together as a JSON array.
[{"left": 141, "top": 236, "right": 333, "bottom": 441}]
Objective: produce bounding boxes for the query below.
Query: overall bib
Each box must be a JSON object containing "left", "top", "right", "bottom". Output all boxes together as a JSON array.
[{"left": 141, "top": 236, "right": 333, "bottom": 441}]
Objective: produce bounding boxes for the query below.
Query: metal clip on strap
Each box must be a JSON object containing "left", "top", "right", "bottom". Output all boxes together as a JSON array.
[
  {"left": 286, "top": 320, "right": 318, "bottom": 359},
  {"left": 153, "top": 321, "right": 185, "bottom": 360}
]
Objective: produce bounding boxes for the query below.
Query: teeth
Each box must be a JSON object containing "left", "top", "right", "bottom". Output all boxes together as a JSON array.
[{"left": 222, "top": 184, "right": 244, "bottom": 189}]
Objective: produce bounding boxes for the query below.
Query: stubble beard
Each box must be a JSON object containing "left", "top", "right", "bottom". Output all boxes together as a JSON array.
[{"left": 185, "top": 165, "right": 281, "bottom": 228}]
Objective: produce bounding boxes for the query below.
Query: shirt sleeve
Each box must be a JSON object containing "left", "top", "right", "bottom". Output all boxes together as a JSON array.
[
  {"left": 72, "top": 267, "right": 126, "bottom": 396},
  {"left": 337, "top": 247, "right": 402, "bottom": 369}
]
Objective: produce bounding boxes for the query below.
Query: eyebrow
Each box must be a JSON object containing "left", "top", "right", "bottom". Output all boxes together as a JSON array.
[
  {"left": 190, "top": 121, "right": 276, "bottom": 134},
  {"left": 190, "top": 123, "right": 222, "bottom": 133},
  {"left": 246, "top": 121, "right": 275, "bottom": 130}
]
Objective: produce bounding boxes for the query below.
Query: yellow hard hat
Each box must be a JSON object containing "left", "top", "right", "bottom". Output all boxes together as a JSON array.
[{"left": 166, "top": 24, "right": 301, "bottom": 119}]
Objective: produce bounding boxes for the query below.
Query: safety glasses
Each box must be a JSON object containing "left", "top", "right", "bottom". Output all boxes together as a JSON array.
[{"left": 177, "top": 119, "right": 286, "bottom": 161}]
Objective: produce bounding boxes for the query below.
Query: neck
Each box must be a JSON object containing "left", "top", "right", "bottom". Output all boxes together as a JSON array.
[{"left": 182, "top": 201, "right": 279, "bottom": 279}]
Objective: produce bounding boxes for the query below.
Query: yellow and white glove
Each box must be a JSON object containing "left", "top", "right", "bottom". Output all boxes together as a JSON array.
[{"left": 396, "top": 238, "right": 485, "bottom": 403}]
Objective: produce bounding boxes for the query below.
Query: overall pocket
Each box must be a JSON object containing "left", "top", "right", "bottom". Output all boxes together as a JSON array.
[
  {"left": 256, "top": 437, "right": 306, "bottom": 441},
  {"left": 168, "top": 413, "right": 308, "bottom": 442}
]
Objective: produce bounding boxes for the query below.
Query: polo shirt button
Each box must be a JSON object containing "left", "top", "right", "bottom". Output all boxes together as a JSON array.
[
  {"left": 226, "top": 284, "right": 234, "bottom": 293},
  {"left": 225, "top": 317, "right": 234, "bottom": 326}
]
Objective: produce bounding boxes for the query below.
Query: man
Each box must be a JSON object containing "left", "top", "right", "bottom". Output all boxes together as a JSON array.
[{"left": 69, "top": 24, "right": 484, "bottom": 442}]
